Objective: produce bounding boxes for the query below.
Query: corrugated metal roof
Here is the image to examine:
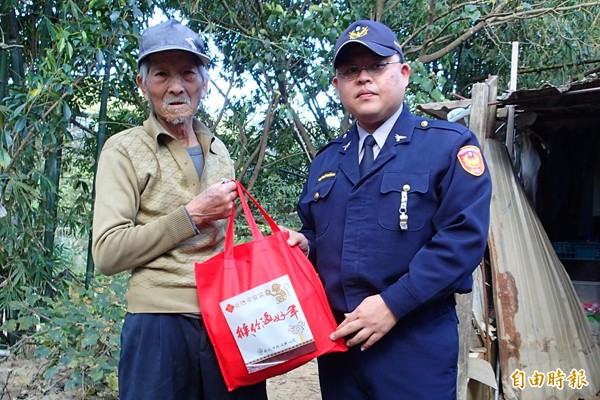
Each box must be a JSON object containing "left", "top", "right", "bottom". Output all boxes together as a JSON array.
[
  {"left": 417, "top": 78, "right": 600, "bottom": 121},
  {"left": 485, "top": 138, "right": 600, "bottom": 400},
  {"left": 498, "top": 78, "right": 600, "bottom": 116}
]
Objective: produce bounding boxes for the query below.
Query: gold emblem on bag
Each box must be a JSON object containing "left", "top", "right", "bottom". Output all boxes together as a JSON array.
[{"left": 266, "top": 283, "right": 288, "bottom": 303}]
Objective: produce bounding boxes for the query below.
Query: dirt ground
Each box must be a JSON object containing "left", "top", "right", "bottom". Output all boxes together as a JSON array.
[
  {"left": 0, "top": 355, "right": 321, "bottom": 400},
  {"left": 267, "top": 360, "right": 321, "bottom": 400}
]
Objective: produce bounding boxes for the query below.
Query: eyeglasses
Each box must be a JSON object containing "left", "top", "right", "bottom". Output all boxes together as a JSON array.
[{"left": 336, "top": 61, "right": 402, "bottom": 80}]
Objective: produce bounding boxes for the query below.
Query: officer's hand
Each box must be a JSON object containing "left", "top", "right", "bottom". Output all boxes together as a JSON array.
[
  {"left": 329, "top": 295, "right": 399, "bottom": 351},
  {"left": 278, "top": 225, "right": 309, "bottom": 256},
  {"left": 185, "top": 181, "right": 238, "bottom": 226}
]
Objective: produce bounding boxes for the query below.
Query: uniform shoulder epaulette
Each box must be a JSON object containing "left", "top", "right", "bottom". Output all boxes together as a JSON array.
[
  {"left": 315, "top": 133, "right": 346, "bottom": 157},
  {"left": 415, "top": 118, "right": 470, "bottom": 134}
]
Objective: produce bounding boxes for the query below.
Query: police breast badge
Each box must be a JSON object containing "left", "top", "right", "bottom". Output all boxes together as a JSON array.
[{"left": 457, "top": 145, "right": 485, "bottom": 176}]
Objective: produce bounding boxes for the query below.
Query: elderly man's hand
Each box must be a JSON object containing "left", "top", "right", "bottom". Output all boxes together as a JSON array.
[
  {"left": 185, "top": 181, "right": 237, "bottom": 226},
  {"left": 329, "top": 295, "right": 399, "bottom": 351}
]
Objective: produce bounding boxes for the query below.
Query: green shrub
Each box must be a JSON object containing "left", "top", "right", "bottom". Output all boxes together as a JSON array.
[{"left": 2, "top": 274, "right": 126, "bottom": 398}]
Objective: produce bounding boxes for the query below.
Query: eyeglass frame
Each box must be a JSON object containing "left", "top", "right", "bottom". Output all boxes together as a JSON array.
[{"left": 335, "top": 60, "right": 403, "bottom": 80}]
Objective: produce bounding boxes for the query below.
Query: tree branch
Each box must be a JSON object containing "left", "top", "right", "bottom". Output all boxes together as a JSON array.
[
  {"left": 246, "top": 91, "right": 279, "bottom": 191},
  {"left": 218, "top": 0, "right": 252, "bottom": 35},
  {"left": 209, "top": 60, "right": 237, "bottom": 132},
  {"left": 414, "top": 1, "right": 509, "bottom": 63},
  {"left": 403, "top": 1, "right": 600, "bottom": 64},
  {"left": 401, "top": 0, "right": 483, "bottom": 48}
]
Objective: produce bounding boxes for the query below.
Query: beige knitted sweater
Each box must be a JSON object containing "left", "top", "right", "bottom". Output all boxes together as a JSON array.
[{"left": 92, "top": 114, "right": 234, "bottom": 313}]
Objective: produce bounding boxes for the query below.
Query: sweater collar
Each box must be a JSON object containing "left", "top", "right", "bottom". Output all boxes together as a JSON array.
[{"left": 143, "top": 113, "right": 215, "bottom": 152}]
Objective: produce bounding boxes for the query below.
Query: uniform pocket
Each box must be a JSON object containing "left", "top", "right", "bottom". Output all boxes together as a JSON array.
[
  {"left": 378, "top": 171, "right": 430, "bottom": 231},
  {"left": 299, "top": 175, "right": 336, "bottom": 237}
]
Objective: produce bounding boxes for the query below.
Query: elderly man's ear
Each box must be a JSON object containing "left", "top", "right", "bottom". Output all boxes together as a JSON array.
[
  {"left": 135, "top": 75, "right": 148, "bottom": 100},
  {"left": 200, "top": 79, "right": 209, "bottom": 98}
]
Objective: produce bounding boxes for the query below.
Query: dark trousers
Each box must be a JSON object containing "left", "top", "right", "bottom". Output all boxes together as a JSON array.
[
  {"left": 118, "top": 313, "right": 267, "bottom": 400},
  {"left": 319, "top": 299, "right": 458, "bottom": 400}
]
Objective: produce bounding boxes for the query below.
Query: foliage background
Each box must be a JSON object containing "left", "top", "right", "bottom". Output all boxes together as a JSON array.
[{"left": 1, "top": 0, "right": 599, "bottom": 397}]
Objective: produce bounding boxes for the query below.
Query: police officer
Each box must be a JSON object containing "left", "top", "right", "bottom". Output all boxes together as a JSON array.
[{"left": 290, "top": 20, "right": 492, "bottom": 399}]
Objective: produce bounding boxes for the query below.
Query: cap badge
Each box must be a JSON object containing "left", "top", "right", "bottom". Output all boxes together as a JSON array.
[
  {"left": 185, "top": 37, "right": 197, "bottom": 50},
  {"left": 349, "top": 26, "right": 369, "bottom": 39},
  {"left": 457, "top": 145, "right": 485, "bottom": 176}
]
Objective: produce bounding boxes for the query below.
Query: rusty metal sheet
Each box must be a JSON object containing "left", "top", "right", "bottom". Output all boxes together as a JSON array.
[{"left": 485, "top": 139, "right": 600, "bottom": 400}]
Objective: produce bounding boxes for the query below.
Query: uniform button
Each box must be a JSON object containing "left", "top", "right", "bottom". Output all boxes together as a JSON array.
[
  {"left": 403, "top": 184, "right": 411, "bottom": 192},
  {"left": 314, "top": 192, "right": 320, "bottom": 200},
  {"left": 420, "top": 121, "right": 428, "bottom": 127},
  {"left": 343, "top": 133, "right": 347, "bottom": 139}
]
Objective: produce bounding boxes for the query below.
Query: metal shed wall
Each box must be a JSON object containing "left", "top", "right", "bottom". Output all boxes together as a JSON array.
[{"left": 485, "top": 138, "right": 600, "bottom": 400}]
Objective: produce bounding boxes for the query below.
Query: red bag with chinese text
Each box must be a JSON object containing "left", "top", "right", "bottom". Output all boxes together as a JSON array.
[{"left": 194, "top": 180, "right": 346, "bottom": 391}]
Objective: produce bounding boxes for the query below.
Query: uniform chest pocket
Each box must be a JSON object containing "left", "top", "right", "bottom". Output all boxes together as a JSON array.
[
  {"left": 378, "top": 171, "right": 431, "bottom": 232},
  {"left": 299, "top": 176, "right": 336, "bottom": 236}
]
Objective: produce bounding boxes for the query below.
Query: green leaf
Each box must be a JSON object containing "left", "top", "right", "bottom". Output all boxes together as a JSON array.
[
  {"left": 43, "top": 365, "right": 61, "bottom": 380},
  {"left": 90, "top": 367, "right": 105, "bottom": 382},
  {"left": 0, "top": 319, "right": 17, "bottom": 331},
  {"left": 67, "top": 42, "right": 73, "bottom": 59},
  {"left": 63, "top": 102, "right": 72, "bottom": 121},
  {"left": 64, "top": 373, "right": 82, "bottom": 391},
  {"left": 58, "top": 37, "right": 65, "bottom": 53},
  {"left": 35, "top": 346, "right": 53, "bottom": 359},
  {"left": 81, "top": 332, "right": 100, "bottom": 348},
  {"left": 0, "top": 148, "right": 12, "bottom": 168}
]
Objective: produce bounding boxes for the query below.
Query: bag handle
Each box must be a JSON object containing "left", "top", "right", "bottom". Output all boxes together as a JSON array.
[{"left": 224, "top": 180, "right": 281, "bottom": 258}]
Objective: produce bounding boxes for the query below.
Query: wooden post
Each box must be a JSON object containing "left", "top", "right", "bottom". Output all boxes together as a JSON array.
[
  {"left": 469, "top": 82, "right": 490, "bottom": 145},
  {"left": 456, "top": 81, "right": 493, "bottom": 400},
  {"left": 456, "top": 292, "right": 474, "bottom": 400},
  {"left": 506, "top": 42, "right": 519, "bottom": 155},
  {"left": 485, "top": 76, "right": 498, "bottom": 139}
]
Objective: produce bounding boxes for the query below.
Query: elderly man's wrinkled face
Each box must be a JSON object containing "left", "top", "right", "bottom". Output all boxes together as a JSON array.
[{"left": 137, "top": 50, "right": 207, "bottom": 126}]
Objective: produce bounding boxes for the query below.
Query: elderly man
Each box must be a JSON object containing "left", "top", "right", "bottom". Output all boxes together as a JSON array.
[
  {"left": 289, "top": 20, "right": 492, "bottom": 399},
  {"left": 92, "top": 20, "right": 267, "bottom": 400}
]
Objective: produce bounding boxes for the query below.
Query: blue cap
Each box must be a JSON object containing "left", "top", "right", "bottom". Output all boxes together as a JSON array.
[
  {"left": 333, "top": 20, "right": 403, "bottom": 68},
  {"left": 138, "top": 19, "right": 210, "bottom": 66}
]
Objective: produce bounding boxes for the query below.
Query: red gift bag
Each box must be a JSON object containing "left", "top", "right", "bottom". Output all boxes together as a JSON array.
[{"left": 195, "top": 180, "right": 346, "bottom": 391}]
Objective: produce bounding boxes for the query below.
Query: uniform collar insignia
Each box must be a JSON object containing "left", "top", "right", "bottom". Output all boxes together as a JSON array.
[
  {"left": 395, "top": 134, "right": 407, "bottom": 142},
  {"left": 343, "top": 141, "right": 352, "bottom": 151}
]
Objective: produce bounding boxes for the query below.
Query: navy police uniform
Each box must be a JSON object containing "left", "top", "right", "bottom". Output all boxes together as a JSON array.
[{"left": 297, "top": 106, "right": 492, "bottom": 399}]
